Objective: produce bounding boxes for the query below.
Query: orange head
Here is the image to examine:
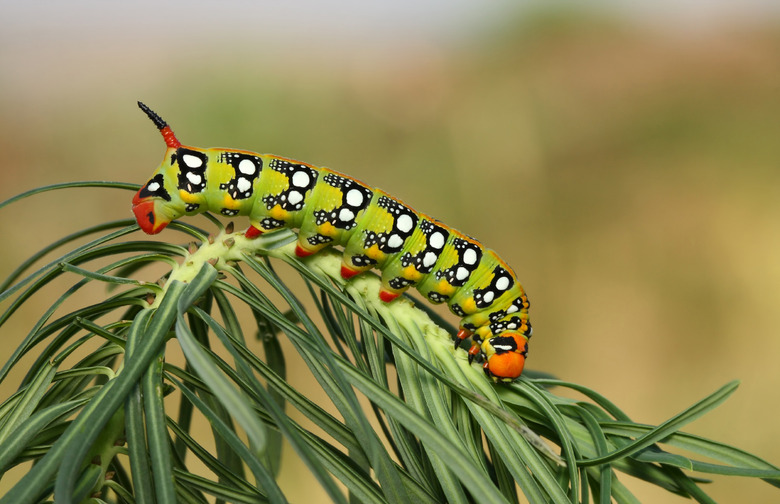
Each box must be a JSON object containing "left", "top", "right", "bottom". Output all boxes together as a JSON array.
[
  {"left": 132, "top": 183, "right": 173, "bottom": 234},
  {"left": 481, "top": 333, "right": 529, "bottom": 382}
]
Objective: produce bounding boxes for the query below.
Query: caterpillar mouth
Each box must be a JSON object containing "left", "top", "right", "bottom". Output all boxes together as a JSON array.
[{"left": 132, "top": 198, "right": 170, "bottom": 234}]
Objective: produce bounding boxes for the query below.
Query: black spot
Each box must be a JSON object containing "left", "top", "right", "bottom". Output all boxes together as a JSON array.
[
  {"left": 261, "top": 218, "right": 287, "bottom": 230},
  {"left": 436, "top": 239, "right": 481, "bottom": 287},
  {"left": 138, "top": 174, "right": 170, "bottom": 201},
  {"left": 428, "top": 292, "right": 449, "bottom": 304},
  {"left": 176, "top": 148, "right": 208, "bottom": 193},
  {"left": 489, "top": 336, "right": 518, "bottom": 354},
  {"left": 313, "top": 173, "right": 373, "bottom": 231},
  {"left": 388, "top": 277, "right": 413, "bottom": 289},
  {"left": 473, "top": 266, "right": 514, "bottom": 309},
  {"left": 219, "top": 152, "right": 263, "bottom": 200},
  {"left": 350, "top": 254, "right": 376, "bottom": 267}
]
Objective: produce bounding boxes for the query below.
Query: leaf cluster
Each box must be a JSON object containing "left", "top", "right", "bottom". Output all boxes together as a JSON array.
[{"left": 0, "top": 182, "right": 778, "bottom": 503}]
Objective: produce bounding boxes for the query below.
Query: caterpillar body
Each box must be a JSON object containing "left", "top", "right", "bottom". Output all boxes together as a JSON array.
[{"left": 132, "top": 102, "right": 532, "bottom": 382}]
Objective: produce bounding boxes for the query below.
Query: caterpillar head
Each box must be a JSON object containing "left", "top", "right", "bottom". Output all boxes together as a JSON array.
[
  {"left": 481, "top": 333, "right": 528, "bottom": 383},
  {"left": 132, "top": 102, "right": 185, "bottom": 234}
]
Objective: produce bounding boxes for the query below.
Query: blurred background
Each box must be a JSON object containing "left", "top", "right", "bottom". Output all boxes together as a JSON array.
[{"left": 1, "top": 1, "right": 779, "bottom": 501}]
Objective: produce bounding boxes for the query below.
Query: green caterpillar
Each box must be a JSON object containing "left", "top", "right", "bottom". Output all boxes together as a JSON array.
[{"left": 132, "top": 102, "right": 531, "bottom": 382}]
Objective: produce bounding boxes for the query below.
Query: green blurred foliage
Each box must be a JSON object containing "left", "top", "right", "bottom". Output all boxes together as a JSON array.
[{"left": 1, "top": 5, "right": 779, "bottom": 502}]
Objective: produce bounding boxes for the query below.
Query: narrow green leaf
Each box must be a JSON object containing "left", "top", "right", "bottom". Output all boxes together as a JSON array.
[
  {"left": 0, "top": 399, "right": 87, "bottom": 472},
  {"left": 60, "top": 261, "right": 160, "bottom": 288},
  {"left": 0, "top": 361, "right": 57, "bottom": 445},
  {"left": 0, "top": 181, "right": 138, "bottom": 211},
  {"left": 126, "top": 384, "right": 156, "bottom": 504},
  {"left": 143, "top": 352, "right": 177, "bottom": 503},
  {"left": 579, "top": 381, "right": 740, "bottom": 466}
]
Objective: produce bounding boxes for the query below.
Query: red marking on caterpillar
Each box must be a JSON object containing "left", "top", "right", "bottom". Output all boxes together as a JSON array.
[
  {"left": 245, "top": 225, "right": 263, "bottom": 239},
  {"left": 378, "top": 290, "right": 400, "bottom": 303},
  {"left": 295, "top": 245, "right": 315, "bottom": 258},
  {"left": 340, "top": 265, "right": 361, "bottom": 279}
]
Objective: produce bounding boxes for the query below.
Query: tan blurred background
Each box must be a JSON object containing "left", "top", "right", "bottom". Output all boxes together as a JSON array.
[{"left": 1, "top": 1, "right": 780, "bottom": 502}]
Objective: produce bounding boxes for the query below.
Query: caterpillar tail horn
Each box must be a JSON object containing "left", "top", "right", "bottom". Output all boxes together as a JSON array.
[{"left": 137, "top": 101, "right": 181, "bottom": 149}]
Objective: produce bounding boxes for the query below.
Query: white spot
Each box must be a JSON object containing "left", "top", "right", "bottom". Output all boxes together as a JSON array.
[
  {"left": 291, "top": 171, "right": 310, "bottom": 188},
  {"left": 423, "top": 251, "right": 437, "bottom": 267},
  {"left": 429, "top": 231, "right": 445, "bottom": 249},
  {"left": 496, "top": 276, "right": 510, "bottom": 291},
  {"left": 456, "top": 267, "right": 469, "bottom": 281},
  {"left": 238, "top": 159, "right": 256, "bottom": 175},
  {"left": 339, "top": 208, "right": 355, "bottom": 222},
  {"left": 483, "top": 291, "right": 495, "bottom": 304},
  {"left": 237, "top": 178, "right": 252, "bottom": 193},
  {"left": 186, "top": 172, "right": 202, "bottom": 184},
  {"left": 287, "top": 191, "right": 303, "bottom": 205},
  {"left": 493, "top": 344, "right": 513, "bottom": 352},
  {"left": 182, "top": 154, "right": 203, "bottom": 168},
  {"left": 346, "top": 188, "right": 364, "bottom": 207},
  {"left": 396, "top": 214, "right": 414, "bottom": 233},
  {"left": 388, "top": 234, "right": 404, "bottom": 249},
  {"left": 508, "top": 322, "right": 518, "bottom": 330},
  {"left": 147, "top": 181, "right": 160, "bottom": 192},
  {"left": 507, "top": 304, "right": 519, "bottom": 314},
  {"left": 463, "top": 248, "right": 477, "bottom": 265}
]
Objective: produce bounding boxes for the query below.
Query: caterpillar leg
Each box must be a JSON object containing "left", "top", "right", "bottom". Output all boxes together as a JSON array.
[
  {"left": 340, "top": 264, "right": 362, "bottom": 279},
  {"left": 338, "top": 260, "right": 406, "bottom": 302},
  {"left": 467, "top": 341, "right": 481, "bottom": 364},
  {"left": 295, "top": 237, "right": 330, "bottom": 258},
  {"left": 452, "top": 329, "right": 489, "bottom": 366},
  {"left": 295, "top": 245, "right": 315, "bottom": 257},
  {"left": 378, "top": 288, "right": 402, "bottom": 303},
  {"left": 245, "top": 225, "right": 264, "bottom": 239},
  {"left": 453, "top": 328, "right": 472, "bottom": 349},
  {"left": 340, "top": 260, "right": 373, "bottom": 280},
  {"left": 378, "top": 277, "right": 412, "bottom": 303}
]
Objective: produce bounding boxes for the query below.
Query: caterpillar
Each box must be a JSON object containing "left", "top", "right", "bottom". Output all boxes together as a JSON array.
[{"left": 132, "top": 102, "right": 532, "bottom": 382}]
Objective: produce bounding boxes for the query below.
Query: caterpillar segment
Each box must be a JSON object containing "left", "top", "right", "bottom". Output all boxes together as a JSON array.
[{"left": 132, "top": 102, "right": 532, "bottom": 382}]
